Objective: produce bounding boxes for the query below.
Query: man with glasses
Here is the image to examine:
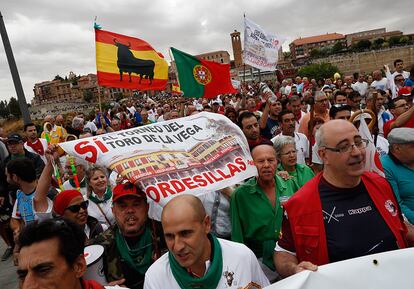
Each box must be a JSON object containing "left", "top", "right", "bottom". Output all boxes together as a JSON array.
[
  {"left": 298, "top": 91, "right": 330, "bottom": 138},
  {"left": 274, "top": 120, "right": 408, "bottom": 277},
  {"left": 383, "top": 96, "right": 414, "bottom": 137}
]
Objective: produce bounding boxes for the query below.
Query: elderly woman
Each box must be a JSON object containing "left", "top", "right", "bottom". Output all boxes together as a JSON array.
[
  {"left": 86, "top": 165, "right": 115, "bottom": 230},
  {"left": 273, "top": 135, "right": 315, "bottom": 192}
]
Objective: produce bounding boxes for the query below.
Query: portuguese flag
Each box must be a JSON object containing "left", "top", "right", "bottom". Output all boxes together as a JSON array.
[
  {"left": 95, "top": 29, "right": 168, "bottom": 90},
  {"left": 171, "top": 47, "right": 237, "bottom": 99}
]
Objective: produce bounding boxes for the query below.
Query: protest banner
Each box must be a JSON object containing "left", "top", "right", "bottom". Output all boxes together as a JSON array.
[
  {"left": 243, "top": 17, "right": 286, "bottom": 71},
  {"left": 59, "top": 112, "right": 256, "bottom": 206},
  {"left": 266, "top": 248, "right": 414, "bottom": 289}
]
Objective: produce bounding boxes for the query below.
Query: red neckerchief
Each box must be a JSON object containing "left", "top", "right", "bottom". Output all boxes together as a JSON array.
[{"left": 26, "top": 139, "right": 44, "bottom": 155}]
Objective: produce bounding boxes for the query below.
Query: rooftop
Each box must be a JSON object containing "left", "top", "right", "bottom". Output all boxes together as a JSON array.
[{"left": 291, "top": 33, "right": 345, "bottom": 46}]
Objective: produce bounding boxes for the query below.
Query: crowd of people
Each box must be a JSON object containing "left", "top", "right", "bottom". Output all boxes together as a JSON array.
[{"left": 0, "top": 58, "right": 413, "bottom": 289}]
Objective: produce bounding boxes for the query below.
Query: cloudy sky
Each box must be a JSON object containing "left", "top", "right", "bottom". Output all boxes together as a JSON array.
[{"left": 0, "top": 0, "right": 411, "bottom": 102}]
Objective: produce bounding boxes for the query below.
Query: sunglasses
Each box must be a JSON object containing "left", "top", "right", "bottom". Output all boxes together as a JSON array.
[{"left": 65, "top": 200, "right": 89, "bottom": 213}]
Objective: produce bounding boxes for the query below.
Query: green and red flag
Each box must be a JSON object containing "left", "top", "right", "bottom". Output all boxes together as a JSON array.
[
  {"left": 95, "top": 29, "right": 168, "bottom": 90},
  {"left": 170, "top": 47, "right": 237, "bottom": 98}
]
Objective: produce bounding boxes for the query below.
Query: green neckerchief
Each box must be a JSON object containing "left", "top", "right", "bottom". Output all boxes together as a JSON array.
[
  {"left": 11, "top": 153, "right": 25, "bottom": 160},
  {"left": 89, "top": 186, "right": 112, "bottom": 204},
  {"left": 69, "top": 177, "right": 87, "bottom": 188},
  {"left": 115, "top": 225, "right": 153, "bottom": 275},
  {"left": 169, "top": 233, "right": 222, "bottom": 289}
]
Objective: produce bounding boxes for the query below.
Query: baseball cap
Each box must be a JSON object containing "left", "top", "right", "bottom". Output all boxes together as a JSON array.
[
  {"left": 112, "top": 182, "right": 146, "bottom": 202},
  {"left": 388, "top": 128, "right": 414, "bottom": 144},
  {"left": 7, "top": 133, "right": 23, "bottom": 143},
  {"left": 398, "top": 87, "right": 411, "bottom": 97}
]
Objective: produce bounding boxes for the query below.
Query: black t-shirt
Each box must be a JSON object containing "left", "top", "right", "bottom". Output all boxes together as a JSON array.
[{"left": 319, "top": 177, "right": 398, "bottom": 262}]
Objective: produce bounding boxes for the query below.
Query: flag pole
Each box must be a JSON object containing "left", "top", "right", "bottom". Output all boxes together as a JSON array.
[
  {"left": 97, "top": 85, "right": 102, "bottom": 112},
  {"left": 168, "top": 48, "right": 181, "bottom": 92},
  {"left": 243, "top": 13, "right": 246, "bottom": 85},
  {"left": 0, "top": 11, "right": 31, "bottom": 124}
]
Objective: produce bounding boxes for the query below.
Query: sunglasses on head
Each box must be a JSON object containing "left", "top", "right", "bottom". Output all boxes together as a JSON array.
[{"left": 65, "top": 200, "right": 89, "bottom": 213}]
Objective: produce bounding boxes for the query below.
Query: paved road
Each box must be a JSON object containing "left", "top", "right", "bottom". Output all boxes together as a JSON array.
[{"left": 0, "top": 239, "right": 18, "bottom": 289}]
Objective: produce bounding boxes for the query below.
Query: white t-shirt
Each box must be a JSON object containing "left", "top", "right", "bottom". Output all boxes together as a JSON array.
[
  {"left": 271, "top": 132, "right": 309, "bottom": 165},
  {"left": 370, "top": 78, "right": 389, "bottom": 91},
  {"left": 84, "top": 121, "right": 98, "bottom": 133},
  {"left": 351, "top": 81, "right": 369, "bottom": 96},
  {"left": 88, "top": 197, "right": 115, "bottom": 231},
  {"left": 392, "top": 70, "right": 410, "bottom": 80},
  {"left": 144, "top": 238, "right": 270, "bottom": 289},
  {"left": 62, "top": 180, "right": 88, "bottom": 198}
]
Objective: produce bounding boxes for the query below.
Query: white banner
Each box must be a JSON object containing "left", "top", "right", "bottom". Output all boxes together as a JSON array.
[
  {"left": 243, "top": 17, "right": 286, "bottom": 71},
  {"left": 266, "top": 248, "right": 414, "bottom": 289},
  {"left": 59, "top": 112, "right": 256, "bottom": 206}
]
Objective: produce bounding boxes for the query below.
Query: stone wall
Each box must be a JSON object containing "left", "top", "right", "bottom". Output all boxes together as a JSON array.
[{"left": 312, "top": 45, "right": 414, "bottom": 75}]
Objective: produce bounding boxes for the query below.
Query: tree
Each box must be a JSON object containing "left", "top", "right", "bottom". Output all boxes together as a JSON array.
[
  {"left": 298, "top": 62, "right": 340, "bottom": 81},
  {"left": 83, "top": 90, "right": 94, "bottom": 103},
  {"left": 0, "top": 100, "right": 8, "bottom": 118},
  {"left": 310, "top": 48, "right": 321, "bottom": 58},
  {"left": 351, "top": 39, "right": 372, "bottom": 52},
  {"left": 372, "top": 38, "right": 385, "bottom": 49},
  {"left": 388, "top": 36, "right": 402, "bottom": 47},
  {"left": 282, "top": 51, "right": 291, "bottom": 60},
  {"left": 399, "top": 36, "right": 409, "bottom": 45},
  {"left": 53, "top": 75, "right": 64, "bottom": 81},
  {"left": 331, "top": 41, "right": 345, "bottom": 54},
  {"left": 8, "top": 97, "right": 21, "bottom": 118}
]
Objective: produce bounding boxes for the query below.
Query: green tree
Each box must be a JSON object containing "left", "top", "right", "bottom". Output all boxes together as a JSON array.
[
  {"left": 352, "top": 39, "right": 372, "bottom": 52},
  {"left": 399, "top": 36, "right": 409, "bottom": 45},
  {"left": 331, "top": 41, "right": 345, "bottom": 54},
  {"left": 0, "top": 100, "right": 8, "bottom": 118},
  {"left": 388, "top": 36, "right": 402, "bottom": 47},
  {"left": 298, "top": 62, "right": 340, "bottom": 80},
  {"left": 83, "top": 90, "right": 94, "bottom": 103},
  {"left": 53, "top": 75, "right": 64, "bottom": 81},
  {"left": 310, "top": 48, "right": 321, "bottom": 58},
  {"left": 372, "top": 38, "right": 385, "bottom": 49},
  {"left": 8, "top": 97, "right": 21, "bottom": 118},
  {"left": 282, "top": 51, "right": 291, "bottom": 60}
]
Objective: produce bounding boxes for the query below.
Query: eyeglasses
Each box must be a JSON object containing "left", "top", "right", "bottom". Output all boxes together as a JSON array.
[
  {"left": 316, "top": 98, "right": 329, "bottom": 103},
  {"left": 280, "top": 150, "right": 297, "bottom": 156},
  {"left": 395, "top": 103, "right": 409, "bottom": 109},
  {"left": 323, "top": 139, "right": 369, "bottom": 153},
  {"left": 65, "top": 200, "right": 89, "bottom": 213}
]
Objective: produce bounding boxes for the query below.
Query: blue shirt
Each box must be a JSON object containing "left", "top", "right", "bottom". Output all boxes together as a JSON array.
[
  {"left": 14, "top": 190, "right": 36, "bottom": 224},
  {"left": 381, "top": 154, "right": 414, "bottom": 224}
]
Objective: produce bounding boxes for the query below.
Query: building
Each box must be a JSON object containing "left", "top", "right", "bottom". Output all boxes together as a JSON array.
[
  {"left": 289, "top": 33, "right": 346, "bottom": 64},
  {"left": 346, "top": 28, "right": 403, "bottom": 46},
  {"left": 196, "top": 50, "right": 231, "bottom": 64},
  {"left": 231, "top": 30, "right": 243, "bottom": 68},
  {"left": 32, "top": 72, "right": 134, "bottom": 106}
]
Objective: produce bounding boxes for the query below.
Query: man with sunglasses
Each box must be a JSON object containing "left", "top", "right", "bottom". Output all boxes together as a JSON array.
[
  {"left": 274, "top": 120, "right": 408, "bottom": 278},
  {"left": 89, "top": 182, "right": 165, "bottom": 289},
  {"left": 383, "top": 96, "right": 414, "bottom": 137}
]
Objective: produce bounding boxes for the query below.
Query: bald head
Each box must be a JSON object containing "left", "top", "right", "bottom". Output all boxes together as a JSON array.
[
  {"left": 162, "top": 195, "right": 206, "bottom": 224},
  {"left": 251, "top": 144, "right": 276, "bottom": 160},
  {"left": 316, "top": 119, "right": 357, "bottom": 148}
]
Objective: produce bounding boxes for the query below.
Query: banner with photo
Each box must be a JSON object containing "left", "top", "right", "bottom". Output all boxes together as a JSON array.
[
  {"left": 265, "top": 248, "right": 414, "bottom": 289},
  {"left": 59, "top": 112, "right": 256, "bottom": 206},
  {"left": 243, "top": 17, "right": 286, "bottom": 71}
]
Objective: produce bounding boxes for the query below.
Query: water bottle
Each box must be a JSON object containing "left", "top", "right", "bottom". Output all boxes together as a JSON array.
[{"left": 259, "top": 82, "right": 278, "bottom": 103}]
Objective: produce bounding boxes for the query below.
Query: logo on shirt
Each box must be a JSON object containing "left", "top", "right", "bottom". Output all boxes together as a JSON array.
[
  {"left": 348, "top": 205, "right": 372, "bottom": 215},
  {"left": 323, "top": 207, "right": 344, "bottom": 223},
  {"left": 223, "top": 269, "right": 235, "bottom": 287},
  {"left": 385, "top": 200, "right": 397, "bottom": 217}
]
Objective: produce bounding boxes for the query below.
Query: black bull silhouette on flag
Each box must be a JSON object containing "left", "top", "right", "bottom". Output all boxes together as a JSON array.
[{"left": 113, "top": 38, "right": 155, "bottom": 84}]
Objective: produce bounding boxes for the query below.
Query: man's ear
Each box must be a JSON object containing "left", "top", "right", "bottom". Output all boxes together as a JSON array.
[
  {"left": 203, "top": 215, "right": 211, "bottom": 234},
  {"left": 73, "top": 254, "right": 87, "bottom": 278},
  {"left": 318, "top": 148, "right": 328, "bottom": 164}
]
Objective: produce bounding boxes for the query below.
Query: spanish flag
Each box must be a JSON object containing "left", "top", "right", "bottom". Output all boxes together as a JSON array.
[
  {"left": 171, "top": 83, "right": 182, "bottom": 95},
  {"left": 171, "top": 47, "right": 237, "bottom": 99},
  {"left": 95, "top": 29, "right": 168, "bottom": 90}
]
